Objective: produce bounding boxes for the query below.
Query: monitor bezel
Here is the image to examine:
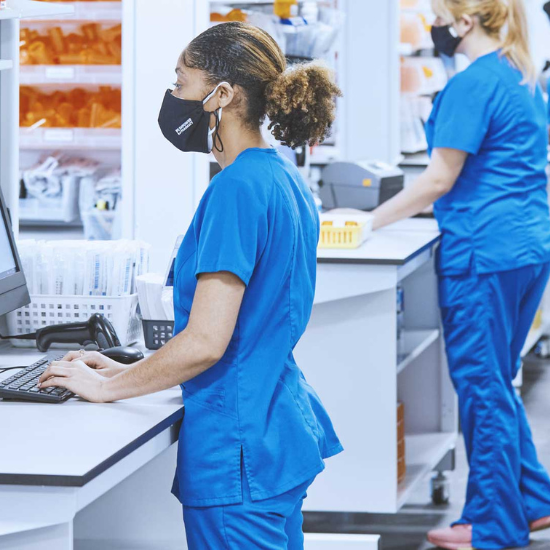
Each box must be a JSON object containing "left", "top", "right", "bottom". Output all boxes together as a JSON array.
[{"left": 0, "top": 185, "right": 28, "bottom": 297}]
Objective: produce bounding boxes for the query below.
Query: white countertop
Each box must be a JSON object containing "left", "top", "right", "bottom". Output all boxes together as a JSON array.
[
  {"left": 0, "top": 348, "right": 183, "bottom": 486},
  {"left": 317, "top": 218, "right": 440, "bottom": 265}
]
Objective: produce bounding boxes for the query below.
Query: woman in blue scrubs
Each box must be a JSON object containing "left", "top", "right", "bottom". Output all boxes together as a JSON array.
[
  {"left": 38, "top": 23, "right": 343, "bottom": 549},
  {"left": 373, "top": 0, "right": 550, "bottom": 548}
]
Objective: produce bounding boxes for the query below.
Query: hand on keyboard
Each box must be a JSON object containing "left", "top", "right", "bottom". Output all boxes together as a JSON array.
[
  {"left": 61, "top": 350, "right": 127, "bottom": 378},
  {"left": 0, "top": 356, "right": 73, "bottom": 403},
  {"left": 38, "top": 359, "right": 109, "bottom": 403}
]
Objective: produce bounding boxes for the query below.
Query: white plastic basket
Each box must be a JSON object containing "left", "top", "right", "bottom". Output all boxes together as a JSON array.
[{"left": 6, "top": 294, "right": 142, "bottom": 349}]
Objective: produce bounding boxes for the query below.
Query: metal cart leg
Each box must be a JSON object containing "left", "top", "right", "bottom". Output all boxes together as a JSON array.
[{"left": 430, "top": 448, "right": 456, "bottom": 505}]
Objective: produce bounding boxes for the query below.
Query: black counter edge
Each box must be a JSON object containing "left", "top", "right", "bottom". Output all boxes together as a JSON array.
[
  {"left": 0, "top": 406, "right": 184, "bottom": 487},
  {"left": 317, "top": 236, "right": 439, "bottom": 266}
]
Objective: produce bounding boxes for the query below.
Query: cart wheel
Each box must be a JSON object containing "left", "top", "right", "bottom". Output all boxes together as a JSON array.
[{"left": 431, "top": 472, "right": 450, "bottom": 505}]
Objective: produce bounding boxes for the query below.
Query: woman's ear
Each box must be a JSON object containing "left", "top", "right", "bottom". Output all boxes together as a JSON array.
[
  {"left": 455, "top": 13, "right": 474, "bottom": 37},
  {"left": 217, "top": 83, "right": 235, "bottom": 109}
]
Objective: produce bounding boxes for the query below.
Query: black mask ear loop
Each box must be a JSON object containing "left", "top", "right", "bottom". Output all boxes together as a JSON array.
[{"left": 212, "top": 109, "right": 224, "bottom": 153}]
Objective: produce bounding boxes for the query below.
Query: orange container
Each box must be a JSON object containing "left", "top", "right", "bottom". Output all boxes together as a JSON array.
[
  {"left": 21, "top": 22, "right": 122, "bottom": 65},
  {"left": 274, "top": 0, "right": 297, "bottom": 18},
  {"left": 20, "top": 86, "right": 121, "bottom": 129}
]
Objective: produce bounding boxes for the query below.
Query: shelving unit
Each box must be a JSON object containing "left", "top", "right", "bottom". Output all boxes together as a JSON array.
[
  {"left": 17, "top": 1, "right": 123, "bottom": 238},
  {"left": 0, "top": 0, "right": 75, "bottom": 239},
  {"left": 206, "top": 0, "right": 344, "bottom": 170},
  {"left": 295, "top": 220, "right": 457, "bottom": 522},
  {"left": 399, "top": 2, "right": 443, "bottom": 156},
  {"left": 397, "top": 431, "right": 456, "bottom": 507},
  {"left": 29, "top": 1, "right": 122, "bottom": 21},
  {"left": 0, "top": 0, "right": 73, "bottom": 20},
  {"left": 397, "top": 328, "right": 440, "bottom": 375}
]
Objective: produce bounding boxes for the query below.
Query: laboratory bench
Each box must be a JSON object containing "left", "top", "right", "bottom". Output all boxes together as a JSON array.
[
  {"left": 297, "top": 218, "right": 458, "bottom": 526},
  {"left": 0, "top": 218, "right": 453, "bottom": 550},
  {"left": 0, "top": 346, "right": 185, "bottom": 550}
]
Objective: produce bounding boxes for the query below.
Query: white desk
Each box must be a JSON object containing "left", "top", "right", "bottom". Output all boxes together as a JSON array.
[
  {"left": 297, "top": 219, "right": 458, "bottom": 532},
  {"left": 0, "top": 219, "right": 452, "bottom": 550},
  {"left": 0, "top": 348, "right": 185, "bottom": 550}
]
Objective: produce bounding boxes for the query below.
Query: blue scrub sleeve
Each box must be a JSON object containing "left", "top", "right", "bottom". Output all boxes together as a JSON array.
[
  {"left": 194, "top": 177, "right": 269, "bottom": 286},
  {"left": 432, "top": 72, "right": 498, "bottom": 155}
]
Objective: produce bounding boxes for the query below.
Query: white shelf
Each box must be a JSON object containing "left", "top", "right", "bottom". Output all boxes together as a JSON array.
[
  {"left": 2, "top": 0, "right": 73, "bottom": 20},
  {"left": 397, "top": 432, "right": 456, "bottom": 508},
  {"left": 0, "top": 6, "right": 19, "bottom": 19},
  {"left": 0, "top": 59, "right": 13, "bottom": 71},
  {"left": 25, "top": 1, "right": 121, "bottom": 21},
  {"left": 397, "top": 329, "right": 440, "bottom": 375},
  {"left": 20, "top": 65, "right": 121, "bottom": 85},
  {"left": 20, "top": 128, "right": 122, "bottom": 150}
]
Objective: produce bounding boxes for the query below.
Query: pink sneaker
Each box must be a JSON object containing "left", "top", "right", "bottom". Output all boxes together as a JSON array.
[
  {"left": 531, "top": 515, "right": 550, "bottom": 533},
  {"left": 427, "top": 524, "right": 474, "bottom": 550}
]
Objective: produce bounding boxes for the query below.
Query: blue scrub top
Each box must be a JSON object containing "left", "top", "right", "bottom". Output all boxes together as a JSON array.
[
  {"left": 171, "top": 147, "right": 343, "bottom": 507},
  {"left": 426, "top": 51, "right": 550, "bottom": 275}
]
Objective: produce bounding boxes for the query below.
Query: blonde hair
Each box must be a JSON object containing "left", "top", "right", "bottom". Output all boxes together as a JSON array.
[{"left": 431, "top": 0, "right": 536, "bottom": 86}]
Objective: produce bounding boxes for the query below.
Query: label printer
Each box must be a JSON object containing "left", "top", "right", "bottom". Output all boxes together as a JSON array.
[{"left": 319, "top": 161, "right": 405, "bottom": 211}]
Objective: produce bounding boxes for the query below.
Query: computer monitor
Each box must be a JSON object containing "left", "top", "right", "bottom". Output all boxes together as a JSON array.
[{"left": 0, "top": 185, "right": 30, "bottom": 317}]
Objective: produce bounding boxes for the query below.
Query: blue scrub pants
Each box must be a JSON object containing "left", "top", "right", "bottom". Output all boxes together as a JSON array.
[
  {"left": 183, "top": 459, "right": 315, "bottom": 549},
  {"left": 439, "top": 262, "right": 550, "bottom": 549}
]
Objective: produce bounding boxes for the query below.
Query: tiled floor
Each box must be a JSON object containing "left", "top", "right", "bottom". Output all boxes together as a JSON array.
[{"left": 304, "top": 355, "right": 550, "bottom": 549}]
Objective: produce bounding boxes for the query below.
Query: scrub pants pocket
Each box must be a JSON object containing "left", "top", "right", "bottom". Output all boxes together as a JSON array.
[{"left": 183, "top": 456, "right": 316, "bottom": 550}]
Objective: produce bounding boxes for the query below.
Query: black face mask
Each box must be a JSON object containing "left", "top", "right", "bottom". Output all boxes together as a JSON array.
[
  {"left": 158, "top": 82, "right": 227, "bottom": 154},
  {"left": 431, "top": 24, "right": 463, "bottom": 57}
]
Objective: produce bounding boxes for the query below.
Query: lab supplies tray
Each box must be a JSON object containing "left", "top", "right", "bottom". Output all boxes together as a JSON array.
[
  {"left": 318, "top": 213, "right": 374, "bottom": 249},
  {"left": 7, "top": 294, "right": 142, "bottom": 348},
  {"left": 142, "top": 319, "right": 174, "bottom": 351}
]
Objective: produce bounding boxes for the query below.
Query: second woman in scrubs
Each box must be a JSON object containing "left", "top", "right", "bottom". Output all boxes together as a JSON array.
[
  {"left": 373, "top": 0, "right": 550, "bottom": 548},
  {"left": 38, "top": 22, "right": 343, "bottom": 549}
]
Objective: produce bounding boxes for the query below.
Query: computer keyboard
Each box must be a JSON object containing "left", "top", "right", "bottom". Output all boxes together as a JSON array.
[{"left": 0, "top": 355, "right": 75, "bottom": 403}]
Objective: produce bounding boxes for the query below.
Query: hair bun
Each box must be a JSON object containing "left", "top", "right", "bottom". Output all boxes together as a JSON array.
[{"left": 265, "top": 62, "right": 342, "bottom": 149}]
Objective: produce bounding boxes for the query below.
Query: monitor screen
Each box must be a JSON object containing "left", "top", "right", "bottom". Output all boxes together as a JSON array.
[{"left": 0, "top": 209, "right": 17, "bottom": 282}]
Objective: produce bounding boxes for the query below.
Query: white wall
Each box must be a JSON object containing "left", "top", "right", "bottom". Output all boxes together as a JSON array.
[
  {"left": 132, "top": 0, "right": 209, "bottom": 273},
  {"left": 528, "top": 0, "right": 550, "bottom": 73},
  {"left": 339, "top": 0, "right": 400, "bottom": 165}
]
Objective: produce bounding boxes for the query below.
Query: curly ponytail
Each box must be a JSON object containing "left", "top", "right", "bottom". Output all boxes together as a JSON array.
[
  {"left": 182, "top": 22, "right": 342, "bottom": 149},
  {"left": 266, "top": 63, "right": 342, "bottom": 149}
]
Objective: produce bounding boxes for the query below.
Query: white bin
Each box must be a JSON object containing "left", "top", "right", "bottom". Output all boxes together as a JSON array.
[{"left": 6, "top": 294, "right": 142, "bottom": 348}]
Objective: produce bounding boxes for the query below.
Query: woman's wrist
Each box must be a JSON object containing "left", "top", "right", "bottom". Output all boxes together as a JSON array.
[{"left": 100, "top": 374, "right": 125, "bottom": 403}]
